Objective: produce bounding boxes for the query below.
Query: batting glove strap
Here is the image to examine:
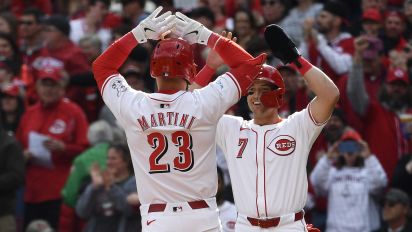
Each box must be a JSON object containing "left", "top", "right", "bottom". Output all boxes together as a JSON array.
[{"left": 132, "top": 26, "right": 147, "bottom": 43}]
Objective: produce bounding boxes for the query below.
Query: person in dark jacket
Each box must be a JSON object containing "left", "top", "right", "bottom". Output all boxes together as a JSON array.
[
  {"left": 0, "top": 120, "right": 25, "bottom": 232},
  {"left": 76, "top": 143, "right": 140, "bottom": 232},
  {"left": 379, "top": 188, "right": 412, "bottom": 232}
]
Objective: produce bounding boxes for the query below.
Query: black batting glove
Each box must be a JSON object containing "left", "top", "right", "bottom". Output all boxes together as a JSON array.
[{"left": 264, "top": 24, "right": 300, "bottom": 65}]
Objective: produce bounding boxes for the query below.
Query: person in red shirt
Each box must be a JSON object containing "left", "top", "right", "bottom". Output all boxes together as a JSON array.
[
  {"left": 16, "top": 66, "right": 89, "bottom": 231},
  {"left": 31, "top": 15, "right": 97, "bottom": 121},
  {"left": 346, "top": 59, "right": 411, "bottom": 181}
]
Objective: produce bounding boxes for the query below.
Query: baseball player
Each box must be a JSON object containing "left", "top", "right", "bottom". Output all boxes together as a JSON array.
[
  {"left": 92, "top": 7, "right": 266, "bottom": 232},
  {"left": 194, "top": 24, "right": 339, "bottom": 231}
]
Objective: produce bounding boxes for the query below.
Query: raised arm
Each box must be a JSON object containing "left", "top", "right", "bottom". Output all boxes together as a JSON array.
[
  {"left": 92, "top": 6, "right": 174, "bottom": 91},
  {"left": 190, "top": 31, "right": 237, "bottom": 90},
  {"left": 264, "top": 24, "right": 339, "bottom": 124},
  {"left": 175, "top": 13, "right": 265, "bottom": 95}
]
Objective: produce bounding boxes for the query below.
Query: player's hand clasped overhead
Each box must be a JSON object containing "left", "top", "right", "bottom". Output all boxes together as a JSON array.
[
  {"left": 264, "top": 24, "right": 301, "bottom": 65},
  {"left": 132, "top": 6, "right": 175, "bottom": 43},
  {"left": 174, "top": 12, "right": 213, "bottom": 45}
]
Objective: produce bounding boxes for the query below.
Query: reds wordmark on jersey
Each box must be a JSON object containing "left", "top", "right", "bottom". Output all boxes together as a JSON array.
[
  {"left": 101, "top": 73, "right": 241, "bottom": 204},
  {"left": 216, "top": 107, "right": 325, "bottom": 217}
]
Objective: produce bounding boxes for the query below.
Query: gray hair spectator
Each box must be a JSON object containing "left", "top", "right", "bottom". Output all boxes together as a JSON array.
[
  {"left": 78, "top": 35, "right": 103, "bottom": 64},
  {"left": 87, "top": 120, "right": 114, "bottom": 145}
]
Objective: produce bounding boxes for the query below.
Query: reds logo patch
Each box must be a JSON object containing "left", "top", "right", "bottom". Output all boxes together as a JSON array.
[
  {"left": 267, "top": 135, "right": 296, "bottom": 156},
  {"left": 49, "top": 119, "right": 66, "bottom": 134}
]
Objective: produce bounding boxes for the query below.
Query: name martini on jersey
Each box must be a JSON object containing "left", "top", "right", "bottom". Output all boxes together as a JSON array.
[{"left": 137, "top": 112, "right": 197, "bottom": 131}]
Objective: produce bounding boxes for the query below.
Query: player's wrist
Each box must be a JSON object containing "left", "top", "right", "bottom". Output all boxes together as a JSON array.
[
  {"left": 194, "top": 65, "right": 216, "bottom": 87},
  {"left": 198, "top": 26, "right": 213, "bottom": 45},
  {"left": 288, "top": 56, "right": 313, "bottom": 76},
  {"left": 131, "top": 25, "right": 148, "bottom": 43}
]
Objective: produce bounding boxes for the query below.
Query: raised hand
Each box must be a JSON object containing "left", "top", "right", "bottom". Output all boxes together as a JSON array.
[
  {"left": 132, "top": 6, "right": 175, "bottom": 43},
  {"left": 174, "top": 12, "right": 213, "bottom": 45},
  {"left": 206, "top": 31, "right": 237, "bottom": 69},
  {"left": 264, "top": 24, "right": 300, "bottom": 65}
]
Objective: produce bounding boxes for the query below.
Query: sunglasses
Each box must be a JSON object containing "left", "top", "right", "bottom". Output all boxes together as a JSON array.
[{"left": 19, "top": 20, "right": 35, "bottom": 26}]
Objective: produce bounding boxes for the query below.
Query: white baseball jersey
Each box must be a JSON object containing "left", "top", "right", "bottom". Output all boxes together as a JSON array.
[
  {"left": 310, "top": 155, "right": 387, "bottom": 232},
  {"left": 216, "top": 106, "right": 325, "bottom": 217},
  {"left": 218, "top": 201, "right": 237, "bottom": 232},
  {"left": 101, "top": 73, "right": 241, "bottom": 204}
]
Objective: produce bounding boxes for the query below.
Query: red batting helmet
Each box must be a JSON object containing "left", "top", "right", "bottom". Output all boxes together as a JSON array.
[
  {"left": 257, "top": 65, "right": 285, "bottom": 108},
  {"left": 150, "top": 38, "right": 196, "bottom": 84}
]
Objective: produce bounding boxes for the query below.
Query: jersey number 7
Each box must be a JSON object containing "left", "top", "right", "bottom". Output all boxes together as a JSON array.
[{"left": 147, "top": 131, "right": 194, "bottom": 174}]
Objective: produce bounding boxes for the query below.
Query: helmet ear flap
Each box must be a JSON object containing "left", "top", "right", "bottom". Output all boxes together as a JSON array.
[{"left": 260, "top": 88, "right": 284, "bottom": 108}]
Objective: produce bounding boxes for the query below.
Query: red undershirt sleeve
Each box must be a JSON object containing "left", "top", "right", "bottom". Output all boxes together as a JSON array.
[{"left": 92, "top": 32, "right": 138, "bottom": 92}]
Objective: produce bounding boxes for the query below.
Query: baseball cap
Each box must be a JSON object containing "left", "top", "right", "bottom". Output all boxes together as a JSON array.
[
  {"left": 37, "top": 67, "right": 63, "bottom": 82},
  {"left": 1, "top": 84, "right": 20, "bottom": 97},
  {"left": 340, "top": 130, "right": 362, "bottom": 142},
  {"left": 384, "top": 10, "right": 406, "bottom": 23},
  {"left": 362, "top": 8, "right": 382, "bottom": 23},
  {"left": 386, "top": 68, "right": 410, "bottom": 85},
  {"left": 42, "top": 15, "right": 70, "bottom": 36},
  {"left": 338, "top": 130, "right": 362, "bottom": 154},
  {"left": 385, "top": 188, "right": 410, "bottom": 206},
  {"left": 323, "top": 0, "right": 348, "bottom": 22}
]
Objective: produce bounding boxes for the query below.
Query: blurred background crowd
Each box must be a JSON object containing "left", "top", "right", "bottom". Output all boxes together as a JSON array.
[{"left": 0, "top": 0, "right": 412, "bottom": 231}]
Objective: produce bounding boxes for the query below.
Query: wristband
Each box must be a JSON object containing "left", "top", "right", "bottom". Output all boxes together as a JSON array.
[{"left": 289, "top": 56, "right": 313, "bottom": 76}]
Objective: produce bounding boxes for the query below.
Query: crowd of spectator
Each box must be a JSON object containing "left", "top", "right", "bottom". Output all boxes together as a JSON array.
[{"left": 0, "top": 0, "right": 412, "bottom": 231}]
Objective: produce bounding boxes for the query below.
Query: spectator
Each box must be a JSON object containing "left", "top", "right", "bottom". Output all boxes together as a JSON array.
[
  {"left": 69, "top": 0, "right": 112, "bottom": 50},
  {"left": 310, "top": 130, "right": 387, "bottom": 232},
  {"left": 392, "top": 154, "right": 412, "bottom": 201},
  {"left": 361, "top": 0, "right": 387, "bottom": 11},
  {"left": 280, "top": 0, "right": 323, "bottom": 46},
  {"left": 0, "top": 12, "right": 18, "bottom": 40},
  {"left": 33, "top": 15, "right": 102, "bottom": 121},
  {"left": 78, "top": 36, "right": 103, "bottom": 64},
  {"left": 404, "top": 0, "right": 412, "bottom": 39},
  {"left": 76, "top": 143, "right": 140, "bottom": 232},
  {"left": 120, "top": 0, "right": 148, "bottom": 27},
  {"left": 260, "top": 0, "right": 289, "bottom": 26},
  {"left": 206, "top": 0, "right": 230, "bottom": 33},
  {"left": 0, "top": 119, "right": 25, "bottom": 232},
  {"left": 341, "top": 35, "right": 385, "bottom": 132},
  {"left": 347, "top": 60, "right": 412, "bottom": 180},
  {"left": 59, "top": 120, "right": 114, "bottom": 232},
  {"left": 16, "top": 66, "right": 89, "bottom": 230},
  {"left": 0, "top": 32, "right": 21, "bottom": 75},
  {"left": 0, "top": 83, "right": 25, "bottom": 135},
  {"left": 361, "top": 8, "right": 383, "bottom": 37},
  {"left": 216, "top": 166, "right": 236, "bottom": 232},
  {"left": 0, "top": 59, "right": 19, "bottom": 89},
  {"left": 233, "top": 8, "right": 266, "bottom": 56},
  {"left": 378, "top": 188, "right": 412, "bottom": 232},
  {"left": 18, "top": 7, "right": 45, "bottom": 67},
  {"left": 10, "top": 0, "right": 52, "bottom": 17},
  {"left": 380, "top": 10, "right": 407, "bottom": 57},
  {"left": 300, "top": 0, "right": 354, "bottom": 83}
]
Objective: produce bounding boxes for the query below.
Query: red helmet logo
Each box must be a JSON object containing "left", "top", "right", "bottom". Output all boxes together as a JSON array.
[{"left": 150, "top": 38, "right": 197, "bottom": 84}]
